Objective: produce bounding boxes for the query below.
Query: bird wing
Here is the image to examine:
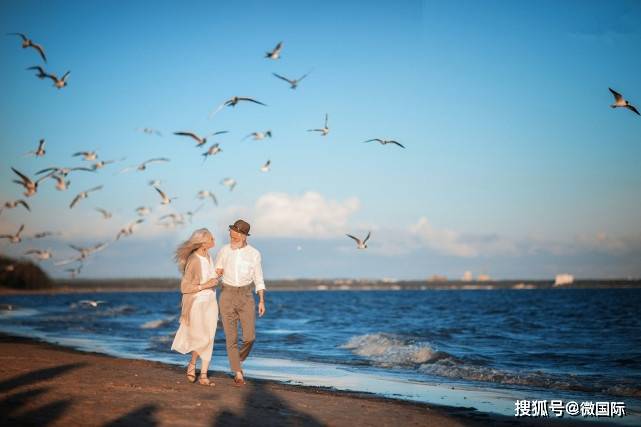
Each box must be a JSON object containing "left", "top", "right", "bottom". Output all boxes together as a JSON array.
[
  {"left": 609, "top": 88, "right": 622, "bottom": 101},
  {"left": 70, "top": 167, "right": 96, "bottom": 173},
  {"left": 17, "top": 224, "right": 25, "bottom": 236},
  {"left": 210, "top": 193, "right": 218, "bottom": 205},
  {"left": 11, "top": 167, "right": 31, "bottom": 185},
  {"left": 363, "top": 139, "right": 382, "bottom": 143},
  {"left": 346, "top": 234, "right": 360, "bottom": 244},
  {"left": 17, "top": 200, "right": 31, "bottom": 211},
  {"left": 238, "top": 97, "right": 267, "bottom": 106},
  {"left": 30, "top": 42, "right": 47, "bottom": 62},
  {"left": 211, "top": 130, "right": 229, "bottom": 136},
  {"left": 143, "top": 157, "right": 170, "bottom": 165},
  {"left": 324, "top": 114, "right": 329, "bottom": 127},
  {"left": 363, "top": 231, "right": 371, "bottom": 244},
  {"left": 87, "top": 185, "right": 103, "bottom": 193},
  {"left": 8, "top": 32, "right": 28, "bottom": 41},
  {"left": 38, "top": 139, "right": 45, "bottom": 150},
  {"left": 272, "top": 73, "right": 293, "bottom": 84},
  {"left": 69, "top": 194, "right": 81, "bottom": 208},
  {"left": 72, "top": 152, "right": 88, "bottom": 157},
  {"left": 24, "top": 249, "right": 40, "bottom": 255},
  {"left": 55, "top": 257, "right": 81, "bottom": 266},
  {"left": 155, "top": 187, "right": 168, "bottom": 200},
  {"left": 35, "top": 167, "right": 57, "bottom": 175},
  {"left": 61, "top": 71, "right": 70, "bottom": 81},
  {"left": 174, "top": 131, "right": 201, "bottom": 142},
  {"left": 389, "top": 140, "right": 406, "bottom": 148},
  {"left": 298, "top": 72, "right": 310, "bottom": 82},
  {"left": 209, "top": 102, "right": 227, "bottom": 118},
  {"left": 626, "top": 104, "right": 640, "bottom": 115}
]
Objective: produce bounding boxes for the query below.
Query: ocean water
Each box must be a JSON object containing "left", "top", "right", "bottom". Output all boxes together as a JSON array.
[{"left": 1, "top": 288, "right": 640, "bottom": 424}]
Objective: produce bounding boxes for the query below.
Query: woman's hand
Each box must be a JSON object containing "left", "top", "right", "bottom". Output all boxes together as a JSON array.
[
  {"left": 204, "top": 278, "right": 218, "bottom": 288},
  {"left": 215, "top": 268, "right": 224, "bottom": 277}
]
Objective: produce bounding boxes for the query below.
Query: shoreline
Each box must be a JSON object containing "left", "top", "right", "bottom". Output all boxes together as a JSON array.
[{"left": 0, "top": 333, "right": 625, "bottom": 426}]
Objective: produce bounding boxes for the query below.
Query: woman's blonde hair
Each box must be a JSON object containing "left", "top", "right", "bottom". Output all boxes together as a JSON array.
[{"left": 175, "top": 228, "right": 213, "bottom": 272}]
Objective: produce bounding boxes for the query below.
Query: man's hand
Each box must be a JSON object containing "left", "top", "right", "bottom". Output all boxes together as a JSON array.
[
  {"left": 216, "top": 268, "right": 224, "bottom": 277},
  {"left": 258, "top": 301, "right": 266, "bottom": 317}
]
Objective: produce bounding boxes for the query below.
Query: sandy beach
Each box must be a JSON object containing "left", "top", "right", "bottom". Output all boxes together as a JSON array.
[{"left": 0, "top": 334, "right": 624, "bottom": 427}]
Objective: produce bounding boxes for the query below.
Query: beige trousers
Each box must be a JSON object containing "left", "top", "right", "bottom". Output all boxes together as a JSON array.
[{"left": 219, "top": 284, "right": 255, "bottom": 372}]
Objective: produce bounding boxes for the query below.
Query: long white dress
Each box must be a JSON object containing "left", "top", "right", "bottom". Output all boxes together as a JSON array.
[{"left": 171, "top": 253, "right": 219, "bottom": 362}]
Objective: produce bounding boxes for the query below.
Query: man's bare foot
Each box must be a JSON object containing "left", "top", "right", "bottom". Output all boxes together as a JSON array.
[{"left": 233, "top": 371, "right": 246, "bottom": 386}]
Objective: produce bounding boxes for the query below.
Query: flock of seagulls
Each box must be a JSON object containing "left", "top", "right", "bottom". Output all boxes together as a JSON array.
[{"left": 2, "top": 31, "right": 639, "bottom": 279}]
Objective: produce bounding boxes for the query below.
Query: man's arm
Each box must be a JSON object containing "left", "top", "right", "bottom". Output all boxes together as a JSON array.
[{"left": 254, "top": 252, "right": 266, "bottom": 317}]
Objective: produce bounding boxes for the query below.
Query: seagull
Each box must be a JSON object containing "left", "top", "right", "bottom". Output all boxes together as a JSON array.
[
  {"left": 25, "top": 249, "right": 53, "bottom": 260},
  {"left": 184, "top": 204, "right": 204, "bottom": 223},
  {"left": 265, "top": 41, "right": 283, "bottom": 60},
  {"left": 73, "top": 151, "right": 98, "bottom": 161},
  {"left": 159, "top": 213, "right": 185, "bottom": 224},
  {"left": 1, "top": 199, "right": 30, "bottom": 214},
  {"left": 363, "top": 138, "right": 405, "bottom": 148},
  {"left": 609, "top": 88, "right": 640, "bottom": 116},
  {"left": 346, "top": 231, "right": 371, "bottom": 249},
  {"left": 65, "top": 264, "right": 83, "bottom": 279},
  {"left": 154, "top": 187, "right": 176, "bottom": 205},
  {"left": 24, "top": 139, "right": 46, "bottom": 157},
  {"left": 68, "top": 242, "right": 108, "bottom": 260},
  {"left": 197, "top": 190, "right": 218, "bottom": 206},
  {"left": 51, "top": 174, "right": 71, "bottom": 191},
  {"left": 307, "top": 114, "right": 329, "bottom": 136},
  {"left": 272, "top": 72, "right": 309, "bottom": 89},
  {"left": 91, "top": 159, "right": 116, "bottom": 170},
  {"left": 0, "top": 225, "right": 25, "bottom": 244},
  {"left": 174, "top": 131, "right": 228, "bottom": 147},
  {"left": 95, "top": 208, "right": 112, "bottom": 219},
  {"left": 137, "top": 158, "right": 169, "bottom": 171},
  {"left": 260, "top": 160, "right": 271, "bottom": 173},
  {"left": 137, "top": 127, "right": 163, "bottom": 136},
  {"left": 221, "top": 178, "right": 237, "bottom": 191},
  {"left": 78, "top": 300, "right": 107, "bottom": 308},
  {"left": 33, "top": 231, "right": 60, "bottom": 239},
  {"left": 202, "top": 144, "right": 222, "bottom": 160},
  {"left": 116, "top": 219, "right": 144, "bottom": 240},
  {"left": 69, "top": 186, "right": 103, "bottom": 209},
  {"left": 8, "top": 33, "right": 47, "bottom": 62},
  {"left": 136, "top": 206, "right": 152, "bottom": 216},
  {"left": 36, "top": 166, "right": 94, "bottom": 177},
  {"left": 11, "top": 167, "right": 48, "bottom": 197},
  {"left": 26, "top": 65, "right": 48, "bottom": 79},
  {"left": 244, "top": 130, "right": 272, "bottom": 141},
  {"left": 210, "top": 97, "right": 267, "bottom": 118}
]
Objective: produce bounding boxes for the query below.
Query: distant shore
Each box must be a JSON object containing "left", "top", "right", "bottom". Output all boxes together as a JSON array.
[
  {"left": 2, "top": 278, "right": 641, "bottom": 295},
  {"left": 0, "top": 333, "right": 623, "bottom": 427}
]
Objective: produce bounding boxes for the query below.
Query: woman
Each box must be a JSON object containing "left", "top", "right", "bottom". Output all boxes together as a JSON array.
[{"left": 171, "top": 228, "right": 220, "bottom": 386}]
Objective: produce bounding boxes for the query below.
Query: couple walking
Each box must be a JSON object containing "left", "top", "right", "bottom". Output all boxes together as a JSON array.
[{"left": 171, "top": 219, "right": 266, "bottom": 387}]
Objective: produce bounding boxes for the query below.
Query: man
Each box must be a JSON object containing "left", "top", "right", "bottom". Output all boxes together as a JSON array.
[{"left": 215, "top": 219, "right": 266, "bottom": 385}]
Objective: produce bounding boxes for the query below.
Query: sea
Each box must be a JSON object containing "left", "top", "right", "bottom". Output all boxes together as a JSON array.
[{"left": 1, "top": 288, "right": 640, "bottom": 425}]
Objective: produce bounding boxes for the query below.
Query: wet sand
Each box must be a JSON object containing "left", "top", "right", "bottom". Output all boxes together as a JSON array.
[{"left": 0, "top": 334, "right": 621, "bottom": 427}]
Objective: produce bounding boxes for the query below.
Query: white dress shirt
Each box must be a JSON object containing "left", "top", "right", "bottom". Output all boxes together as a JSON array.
[{"left": 214, "top": 243, "right": 265, "bottom": 293}]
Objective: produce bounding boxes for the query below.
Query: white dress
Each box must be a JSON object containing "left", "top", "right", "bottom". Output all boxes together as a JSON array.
[{"left": 171, "top": 253, "right": 219, "bottom": 362}]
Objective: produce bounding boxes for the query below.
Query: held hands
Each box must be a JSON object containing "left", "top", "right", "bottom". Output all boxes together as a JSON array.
[{"left": 215, "top": 268, "right": 224, "bottom": 277}]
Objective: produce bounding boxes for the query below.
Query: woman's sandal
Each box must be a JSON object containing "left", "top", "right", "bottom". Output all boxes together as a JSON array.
[
  {"left": 198, "top": 373, "right": 215, "bottom": 387},
  {"left": 186, "top": 362, "right": 197, "bottom": 383}
]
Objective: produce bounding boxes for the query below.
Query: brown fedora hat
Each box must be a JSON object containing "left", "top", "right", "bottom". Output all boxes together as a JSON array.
[{"left": 229, "top": 219, "right": 251, "bottom": 236}]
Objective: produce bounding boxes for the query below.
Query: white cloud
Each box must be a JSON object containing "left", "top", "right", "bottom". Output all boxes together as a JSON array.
[
  {"left": 225, "top": 191, "right": 360, "bottom": 239},
  {"left": 409, "top": 217, "right": 478, "bottom": 257}
]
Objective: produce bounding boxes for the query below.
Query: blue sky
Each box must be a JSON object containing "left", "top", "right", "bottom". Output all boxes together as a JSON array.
[{"left": 1, "top": 0, "right": 640, "bottom": 280}]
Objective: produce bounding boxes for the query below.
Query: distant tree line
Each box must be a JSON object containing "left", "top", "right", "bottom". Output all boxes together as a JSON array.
[{"left": 0, "top": 255, "right": 53, "bottom": 289}]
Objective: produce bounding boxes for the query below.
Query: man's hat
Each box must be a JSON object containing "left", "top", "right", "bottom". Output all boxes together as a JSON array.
[{"left": 229, "top": 219, "right": 251, "bottom": 236}]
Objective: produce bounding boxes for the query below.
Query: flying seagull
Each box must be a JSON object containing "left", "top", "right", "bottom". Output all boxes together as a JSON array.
[
  {"left": 174, "top": 130, "right": 228, "bottom": 147},
  {"left": 66, "top": 264, "right": 83, "bottom": 279},
  {"left": 1, "top": 199, "right": 30, "bottom": 214},
  {"left": 27, "top": 66, "right": 69, "bottom": 89},
  {"left": 272, "top": 72, "right": 309, "bottom": 89},
  {"left": 260, "top": 160, "right": 271, "bottom": 173},
  {"left": 68, "top": 242, "right": 108, "bottom": 260},
  {"left": 116, "top": 219, "right": 144, "bottom": 240},
  {"left": 51, "top": 174, "right": 71, "bottom": 191},
  {"left": 197, "top": 190, "right": 218, "bottom": 206},
  {"left": 11, "top": 167, "right": 48, "bottom": 197},
  {"left": 307, "top": 114, "right": 329, "bottom": 136},
  {"left": 210, "top": 97, "right": 266, "bottom": 118},
  {"left": 244, "top": 130, "right": 272, "bottom": 141},
  {"left": 363, "top": 138, "right": 405, "bottom": 148},
  {"left": 73, "top": 151, "right": 98, "bottom": 161},
  {"left": 8, "top": 33, "right": 47, "bottom": 62},
  {"left": 202, "top": 144, "right": 222, "bottom": 161},
  {"left": 154, "top": 187, "right": 176, "bottom": 205},
  {"left": 609, "top": 88, "right": 640, "bottom": 116},
  {"left": 136, "top": 206, "right": 152, "bottom": 216},
  {"left": 69, "top": 186, "right": 103, "bottom": 209},
  {"left": 33, "top": 231, "right": 60, "bottom": 239},
  {"left": 0, "top": 224, "right": 25, "bottom": 244},
  {"left": 137, "top": 127, "right": 163, "bottom": 136},
  {"left": 346, "top": 231, "right": 371, "bottom": 249},
  {"left": 221, "top": 178, "right": 237, "bottom": 191},
  {"left": 25, "top": 249, "right": 53, "bottom": 261},
  {"left": 91, "top": 159, "right": 117, "bottom": 170},
  {"left": 265, "top": 41, "right": 283, "bottom": 60},
  {"left": 120, "top": 158, "right": 170, "bottom": 173},
  {"left": 95, "top": 208, "right": 112, "bottom": 219},
  {"left": 24, "top": 139, "right": 46, "bottom": 157},
  {"left": 36, "top": 166, "right": 94, "bottom": 177}
]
